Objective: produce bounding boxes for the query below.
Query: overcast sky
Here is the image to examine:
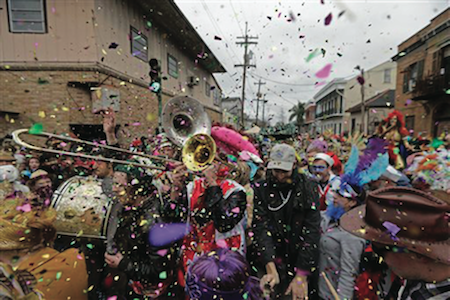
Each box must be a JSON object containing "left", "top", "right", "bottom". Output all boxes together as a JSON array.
[{"left": 175, "top": 0, "right": 449, "bottom": 124}]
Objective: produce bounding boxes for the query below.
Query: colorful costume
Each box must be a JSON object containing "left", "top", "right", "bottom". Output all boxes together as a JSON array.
[
  {"left": 177, "top": 178, "right": 247, "bottom": 287},
  {"left": 378, "top": 110, "right": 410, "bottom": 169}
]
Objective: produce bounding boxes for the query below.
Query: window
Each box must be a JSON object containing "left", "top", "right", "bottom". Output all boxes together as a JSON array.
[
  {"left": 405, "top": 116, "right": 415, "bottom": 132},
  {"left": 383, "top": 69, "right": 392, "bottom": 83},
  {"left": 130, "top": 27, "right": 148, "bottom": 61},
  {"left": 402, "top": 60, "right": 424, "bottom": 93},
  {"left": 205, "top": 82, "right": 211, "bottom": 97},
  {"left": 213, "top": 88, "right": 221, "bottom": 106},
  {"left": 8, "top": 0, "right": 46, "bottom": 33},
  {"left": 167, "top": 54, "right": 178, "bottom": 78}
]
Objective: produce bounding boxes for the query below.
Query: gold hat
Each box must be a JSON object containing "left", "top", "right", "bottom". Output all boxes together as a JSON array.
[
  {"left": 0, "top": 150, "right": 16, "bottom": 162},
  {"left": 29, "top": 170, "right": 49, "bottom": 181},
  {"left": 0, "top": 198, "right": 56, "bottom": 251}
]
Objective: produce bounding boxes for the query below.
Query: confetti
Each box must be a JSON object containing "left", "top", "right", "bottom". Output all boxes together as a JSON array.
[
  {"left": 29, "top": 123, "right": 44, "bottom": 134},
  {"left": 38, "top": 111, "right": 46, "bottom": 118},
  {"left": 305, "top": 49, "right": 320, "bottom": 62},
  {"left": 357, "top": 76, "right": 365, "bottom": 85},
  {"left": 214, "top": 35, "right": 222, "bottom": 41},
  {"left": 16, "top": 203, "right": 32, "bottom": 212},
  {"left": 324, "top": 13, "right": 333, "bottom": 26},
  {"left": 159, "top": 271, "right": 167, "bottom": 280},
  {"left": 108, "top": 42, "right": 119, "bottom": 49},
  {"left": 315, "top": 64, "right": 332, "bottom": 79}
]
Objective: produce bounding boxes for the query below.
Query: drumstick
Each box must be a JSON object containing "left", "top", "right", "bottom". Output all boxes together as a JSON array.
[{"left": 321, "top": 272, "right": 340, "bottom": 300}]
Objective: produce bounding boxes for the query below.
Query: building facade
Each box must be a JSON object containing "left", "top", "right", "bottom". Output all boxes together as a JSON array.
[
  {"left": 392, "top": 8, "right": 450, "bottom": 137},
  {"left": 344, "top": 60, "right": 397, "bottom": 134},
  {"left": 346, "top": 89, "right": 395, "bottom": 135},
  {"left": 302, "top": 100, "right": 316, "bottom": 134},
  {"left": 0, "top": 0, "right": 225, "bottom": 143},
  {"left": 221, "top": 96, "right": 241, "bottom": 128},
  {"left": 314, "top": 78, "right": 346, "bottom": 135}
]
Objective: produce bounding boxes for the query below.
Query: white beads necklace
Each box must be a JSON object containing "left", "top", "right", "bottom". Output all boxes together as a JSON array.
[{"left": 268, "top": 190, "right": 292, "bottom": 212}]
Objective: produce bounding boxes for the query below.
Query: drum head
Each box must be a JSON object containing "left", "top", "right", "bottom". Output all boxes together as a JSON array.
[{"left": 51, "top": 176, "right": 112, "bottom": 239}]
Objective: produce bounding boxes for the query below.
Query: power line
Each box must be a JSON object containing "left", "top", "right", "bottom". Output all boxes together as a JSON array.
[
  {"left": 229, "top": 0, "right": 244, "bottom": 36},
  {"left": 248, "top": 72, "right": 317, "bottom": 87},
  {"left": 200, "top": 0, "right": 241, "bottom": 64}
]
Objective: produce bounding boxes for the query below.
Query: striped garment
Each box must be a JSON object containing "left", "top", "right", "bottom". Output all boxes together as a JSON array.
[{"left": 398, "top": 279, "right": 450, "bottom": 300}]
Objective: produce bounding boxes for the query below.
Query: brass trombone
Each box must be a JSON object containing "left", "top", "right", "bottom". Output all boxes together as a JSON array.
[
  {"left": 11, "top": 96, "right": 230, "bottom": 173},
  {"left": 12, "top": 128, "right": 169, "bottom": 170}
]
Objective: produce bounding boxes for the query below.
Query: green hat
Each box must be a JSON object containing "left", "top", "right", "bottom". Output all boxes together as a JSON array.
[{"left": 113, "top": 160, "right": 146, "bottom": 179}]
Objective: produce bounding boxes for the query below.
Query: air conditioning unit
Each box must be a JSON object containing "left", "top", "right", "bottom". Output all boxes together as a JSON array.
[
  {"left": 91, "top": 86, "right": 120, "bottom": 113},
  {"left": 187, "top": 76, "right": 200, "bottom": 88}
]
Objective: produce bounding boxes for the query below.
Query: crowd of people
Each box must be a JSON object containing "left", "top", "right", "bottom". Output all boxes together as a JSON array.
[{"left": 0, "top": 108, "right": 449, "bottom": 300}]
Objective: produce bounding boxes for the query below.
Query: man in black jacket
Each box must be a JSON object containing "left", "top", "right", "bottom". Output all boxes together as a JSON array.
[
  {"left": 104, "top": 164, "right": 182, "bottom": 299},
  {"left": 252, "top": 144, "right": 321, "bottom": 300}
]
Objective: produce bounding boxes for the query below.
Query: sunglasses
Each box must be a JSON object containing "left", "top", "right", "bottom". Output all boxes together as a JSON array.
[
  {"left": 372, "top": 243, "right": 409, "bottom": 256},
  {"left": 311, "top": 165, "right": 327, "bottom": 172}
]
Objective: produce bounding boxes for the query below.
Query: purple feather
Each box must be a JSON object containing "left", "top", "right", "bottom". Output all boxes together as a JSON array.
[{"left": 341, "top": 137, "right": 388, "bottom": 188}]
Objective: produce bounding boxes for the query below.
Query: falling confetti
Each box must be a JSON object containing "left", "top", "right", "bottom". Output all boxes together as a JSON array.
[
  {"left": 214, "top": 35, "right": 222, "bottom": 41},
  {"left": 315, "top": 64, "right": 332, "bottom": 79},
  {"left": 324, "top": 13, "right": 333, "bottom": 26},
  {"left": 305, "top": 49, "right": 320, "bottom": 62},
  {"left": 29, "top": 123, "right": 44, "bottom": 134},
  {"left": 108, "top": 42, "right": 119, "bottom": 49},
  {"left": 357, "top": 76, "right": 365, "bottom": 85}
]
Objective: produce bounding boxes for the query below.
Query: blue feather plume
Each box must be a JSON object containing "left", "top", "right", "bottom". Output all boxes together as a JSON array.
[
  {"left": 344, "top": 145, "right": 359, "bottom": 174},
  {"left": 358, "top": 153, "right": 389, "bottom": 186}
]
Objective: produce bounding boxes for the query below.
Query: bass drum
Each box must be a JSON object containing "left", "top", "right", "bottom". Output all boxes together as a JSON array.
[{"left": 51, "top": 176, "right": 112, "bottom": 239}]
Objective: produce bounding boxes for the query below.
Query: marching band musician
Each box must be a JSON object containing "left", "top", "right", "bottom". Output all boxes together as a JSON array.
[
  {"left": 169, "top": 160, "right": 248, "bottom": 291},
  {"left": 104, "top": 161, "right": 183, "bottom": 299}
]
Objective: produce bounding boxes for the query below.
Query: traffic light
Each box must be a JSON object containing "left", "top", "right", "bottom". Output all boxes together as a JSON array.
[{"left": 149, "top": 58, "right": 161, "bottom": 93}]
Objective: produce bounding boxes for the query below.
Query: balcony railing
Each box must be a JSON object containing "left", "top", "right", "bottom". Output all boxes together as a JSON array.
[
  {"left": 315, "top": 110, "right": 343, "bottom": 119},
  {"left": 412, "top": 72, "right": 449, "bottom": 100}
]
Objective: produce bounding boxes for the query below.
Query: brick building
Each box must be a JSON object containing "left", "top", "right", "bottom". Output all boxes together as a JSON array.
[
  {"left": 392, "top": 8, "right": 450, "bottom": 137},
  {"left": 0, "top": 0, "right": 225, "bottom": 143}
]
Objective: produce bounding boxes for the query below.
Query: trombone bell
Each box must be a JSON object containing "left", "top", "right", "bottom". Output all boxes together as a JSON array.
[{"left": 182, "top": 134, "right": 216, "bottom": 172}]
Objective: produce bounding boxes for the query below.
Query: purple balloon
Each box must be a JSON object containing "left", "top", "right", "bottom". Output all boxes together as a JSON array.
[{"left": 148, "top": 223, "right": 190, "bottom": 247}]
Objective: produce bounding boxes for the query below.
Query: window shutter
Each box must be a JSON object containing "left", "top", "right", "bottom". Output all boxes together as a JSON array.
[{"left": 417, "top": 60, "right": 425, "bottom": 80}]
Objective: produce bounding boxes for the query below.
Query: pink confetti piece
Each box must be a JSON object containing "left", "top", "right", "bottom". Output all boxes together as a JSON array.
[
  {"left": 315, "top": 64, "right": 332, "bottom": 79},
  {"left": 216, "top": 239, "right": 227, "bottom": 248},
  {"left": 156, "top": 249, "right": 168, "bottom": 256},
  {"left": 405, "top": 99, "right": 412, "bottom": 106},
  {"left": 16, "top": 203, "right": 32, "bottom": 212},
  {"left": 231, "top": 207, "right": 240, "bottom": 214},
  {"left": 324, "top": 13, "right": 333, "bottom": 26}
]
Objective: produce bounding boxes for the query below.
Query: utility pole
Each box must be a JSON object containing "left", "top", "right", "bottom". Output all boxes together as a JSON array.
[
  {"left": 261, "top": 98, "right": 268, "bottom": 127},
  {"left": 235, "top": 22, "right": 258, "bottom": 129},
  {"left": 254, "top": 80, "right": 266, "bottom": 126},
  {"left": 360, "top": 69, "right": 366, "bottom": 135}
]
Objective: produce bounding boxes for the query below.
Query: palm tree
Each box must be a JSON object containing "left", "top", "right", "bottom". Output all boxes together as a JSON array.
[{"left": 289, "top": 102, "right": 306, "bottom": 130}]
